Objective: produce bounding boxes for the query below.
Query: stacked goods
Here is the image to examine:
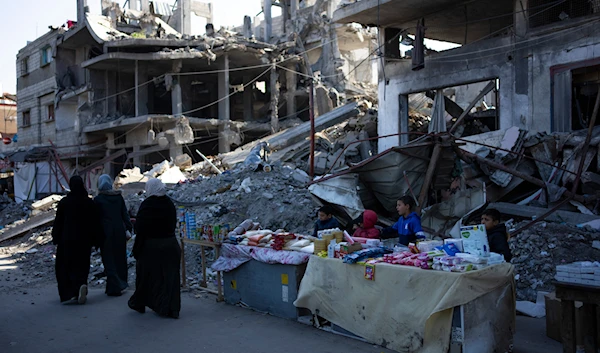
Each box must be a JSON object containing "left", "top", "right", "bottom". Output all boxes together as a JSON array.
[
  {"left": 555, "top": 262, "right": 600, "bottom": 286},
  {"left": 271, "top": 233, "right": 296, "bottom": 250}
]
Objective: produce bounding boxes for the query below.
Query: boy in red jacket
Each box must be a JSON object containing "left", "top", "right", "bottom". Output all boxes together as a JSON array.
[{"left": 352, "top": 210, "right": 380, "bottom": 239}]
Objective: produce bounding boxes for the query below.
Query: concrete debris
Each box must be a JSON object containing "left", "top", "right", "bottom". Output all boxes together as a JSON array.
[
  {"left": 509, "top": 221, "right": 600, "bottom": 302},
  {"left": 123, "top": 165, "right": 316, "bottom": 234}
]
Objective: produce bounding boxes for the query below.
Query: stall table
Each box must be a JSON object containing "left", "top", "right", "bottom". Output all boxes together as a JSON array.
[
  {"left": 294, "top": 256, "right": 515, "bottom": 353},
  {"left": 212, "top": 243, "right": 312, "bottom": 319},
  {"left": 180, "top": 238, "right": 223, "bottom": 301},
  {"left": 554, "top": 281, "right": 600, "bottom": 353}
]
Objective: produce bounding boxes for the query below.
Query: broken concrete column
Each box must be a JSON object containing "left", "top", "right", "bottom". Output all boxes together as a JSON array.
[
  {"left": 290, "top": 0, "right": 299, "bottom": 19},
  {"left": 218, "top": 54, "right": 231, "bottom": 153},
  {"left": 132, "top": 145, "right": 142, "bottom": 167},
  {"left": 315, "top": 85, "right": 333, "bottom": 116},
  {"left": 177, "top": 0, "right": 192, "bottom": 35},
  {"left": 264, "top": 0, "right": 272, "bottom": 41},
  {"left": 270, "top": 65, "right": 280, "bottom": 133},
  {"left": 128, "top": 0, "right": 138, "bottom": 11},
  {"left": 170, "top": 75, "right": 183, "bottom": 117},
  {"left": 286, "top": 64, "right": 297, "bottom": 119},
  {"left": 243, "top": 75, "right": 254, "bottom": 121},
  {"left": 243, "top": 16, "right": 253, "bottom": 38},
  {"left": 514, "top": 0, "right": 529, "bottom": 38},
  {"left": 77, "top": 0, "right": 88, "bottom": 25},
  {"left": 135, "top": 61, "right": 149, "bottom": 117},
  {"left": 169, "top": 144, "right": 183, "bottom": 160},
  {"left": 140, "top": 0, "right": 150, "bottom": 12}
]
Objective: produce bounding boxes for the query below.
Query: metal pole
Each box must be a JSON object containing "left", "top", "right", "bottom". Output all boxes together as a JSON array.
[{"left": 309, "top": 79, "right": 315, "bottom": 178}]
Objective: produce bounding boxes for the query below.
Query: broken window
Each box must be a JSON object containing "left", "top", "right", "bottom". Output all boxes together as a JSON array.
[
  {"left": 529, "top": 0, "right": 600, "bottom": 28},
  {"left": 403, "top": 80, "right": 500, "bottom": 141},
  {"left": 41, "top": 46, "right": 53, "bottom": 66},
  {"left": 21, "top": 57, "right": 29, "bottom": 76},
  {"left": 22, "top": 110, "right": 31, "bottom": 126},
  {"left": 47, "top": 104, "right": 55, "bottom": 121},
  {"left": 552, "top": 61, "right": 600, "bottom": 132},
  {"left": 572, "top": 64, "right": 600, "bottom": 130}
]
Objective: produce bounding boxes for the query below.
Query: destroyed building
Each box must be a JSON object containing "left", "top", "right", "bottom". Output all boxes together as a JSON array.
[
  {"left": 10, "top": 0, "right": 379, "bottom": 201},
  {"left": 334, "top": 0, "right": 600, "bottom": 151},
  {"left": 0, "top": 92, "right": 17, "bottom": 154}
]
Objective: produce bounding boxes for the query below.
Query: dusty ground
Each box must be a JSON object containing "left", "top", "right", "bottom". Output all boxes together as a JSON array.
[{"left": 1, "top": 240, "right": 562, "bottom": 353}]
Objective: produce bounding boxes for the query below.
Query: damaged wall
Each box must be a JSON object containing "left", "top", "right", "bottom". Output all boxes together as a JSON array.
[{"left": 377, "top": 12, "right": 600, "bottom": 152}]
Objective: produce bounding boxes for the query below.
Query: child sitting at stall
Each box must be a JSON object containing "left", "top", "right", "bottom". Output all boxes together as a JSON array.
[
  {"left": 480, "top": 209, "right": 512, "bottom": 262},
  {"left": 352, "top": 210, "right": 380, "bottom": 239},
  {"left": 381, "top": 196, "right": 425, "bottom": 245},
  {"left": 313, "top": 205, "right": 340, "bottom": 237}
]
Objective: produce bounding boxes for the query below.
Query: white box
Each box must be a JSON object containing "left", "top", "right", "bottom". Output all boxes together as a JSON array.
[
  {"left": 582, "top": 274, "right": 595, "bottom": 280},
  {"left": 555, "top": 276, "right": 570, "bottom": 282},
  {"left": 460, "top": 225, "right": 490, "bottom": 257}
]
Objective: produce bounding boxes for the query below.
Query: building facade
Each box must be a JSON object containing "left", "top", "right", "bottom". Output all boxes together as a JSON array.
[{"left": 334, "top": 0, "right": 600, "bottom": 152}]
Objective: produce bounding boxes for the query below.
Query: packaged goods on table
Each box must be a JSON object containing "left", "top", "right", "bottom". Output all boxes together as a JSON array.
[{"left": 555, "top": 261, "right": 600, "bottom": 286}]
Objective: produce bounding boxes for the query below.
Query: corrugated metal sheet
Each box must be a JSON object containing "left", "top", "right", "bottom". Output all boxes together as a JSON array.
[{"left": 152, "top": 1, "right": 175, "bottom": 16}]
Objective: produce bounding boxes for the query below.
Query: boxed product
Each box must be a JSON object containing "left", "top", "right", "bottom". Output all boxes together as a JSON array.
[
  {"left": 444, "top": 238, "right": 464, "bottom": 252},
  {"left": 460, "top": 224, "right": 490, "bottom": 257}
]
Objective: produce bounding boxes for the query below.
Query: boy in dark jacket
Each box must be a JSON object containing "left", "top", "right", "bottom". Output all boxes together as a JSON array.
[
  {"left": 481, "top": 209, "right": 512, "bottom": 262},
  {"left": 381, "top": 196, "right": 425, "bottom": 245},
  {"left": 313, "top": 205, "right": 340, "bottom": 237}
]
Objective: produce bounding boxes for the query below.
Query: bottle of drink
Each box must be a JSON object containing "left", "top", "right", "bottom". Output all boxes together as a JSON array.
[{"left": 328, "top": 240, "right": 336, "bottom": 258}]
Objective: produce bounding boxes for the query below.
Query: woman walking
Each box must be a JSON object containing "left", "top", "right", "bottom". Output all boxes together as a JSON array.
[
  {"left": 128, "top": 178, "right": 181, "bottom": 318},
  {"left": 94, "top": 174, "right": 133, "bottom": 296},
  {"left": 52, "top": 176, "right": 102, "bottom": 305}
]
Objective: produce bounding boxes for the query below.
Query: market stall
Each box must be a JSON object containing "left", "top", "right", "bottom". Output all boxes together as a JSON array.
[
  {"left": 294, "top": 257, "right": 515, "bottom": 353},
  {"left": 212, "top": 243, "right": 311, "bottom": 320}
]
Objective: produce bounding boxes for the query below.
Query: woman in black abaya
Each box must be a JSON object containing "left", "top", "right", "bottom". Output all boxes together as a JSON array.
[
  {"left": 52, "top": 176, "right": 102, "bottom": 304},
  {"left": 128, "top": 178, "right": 181, "bottom": 318}
]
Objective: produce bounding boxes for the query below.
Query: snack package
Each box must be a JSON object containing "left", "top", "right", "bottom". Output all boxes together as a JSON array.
[{"left": 365, "top": 264, "right": 375, "bottom": 280}]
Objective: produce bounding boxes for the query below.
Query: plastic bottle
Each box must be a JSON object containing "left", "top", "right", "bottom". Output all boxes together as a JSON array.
[{"left": 328, "top": 240, "right": 336, "bottom": 258}]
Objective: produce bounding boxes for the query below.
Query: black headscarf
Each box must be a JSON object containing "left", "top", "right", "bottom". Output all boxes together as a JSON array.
[{"left": 68, "top": 176, "right": 88, "bottom": 199}]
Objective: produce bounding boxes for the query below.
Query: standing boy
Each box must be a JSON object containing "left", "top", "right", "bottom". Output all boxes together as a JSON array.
[
  {"left": 381, "top": 196, "right": 425, "bottom": 245},
  {"left": 313, "top": 205, "right": 341, "bottom": 237},
  {"left": 480, "top": 209, "right": 512, "bottom": 262}
]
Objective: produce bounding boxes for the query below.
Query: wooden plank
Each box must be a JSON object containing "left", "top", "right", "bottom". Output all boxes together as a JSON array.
[
  {"left": 561, "top": 299, "right": 577, "bottom": 353},
  {"left": 0, "top": 210, "right": 56, "bottom": 243},
  {"left": 581, "top": 304, "right": 597, "bottom": 353},
  {"left": 200, "top": 245, "right": 207, "bottom": 288}
]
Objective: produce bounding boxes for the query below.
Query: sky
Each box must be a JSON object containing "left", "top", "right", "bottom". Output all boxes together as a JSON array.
[{"left": 0, "top": 0, "right": 275, "bottom": 94}]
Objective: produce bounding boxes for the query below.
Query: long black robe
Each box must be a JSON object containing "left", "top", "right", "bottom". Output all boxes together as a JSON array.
[
  {"left": 94, "top": 191, "right": 133, "bottom": 295},
  {"left": 52, "top": 177, "right": 102, "bottom": 302},
  {"left": 128, "top": 195, "right": 181, "bottom": 317}
]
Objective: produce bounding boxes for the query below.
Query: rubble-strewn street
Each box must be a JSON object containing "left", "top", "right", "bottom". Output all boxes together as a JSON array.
[{"left": 3, "top": 0, "right": 600, "bottom": 351}]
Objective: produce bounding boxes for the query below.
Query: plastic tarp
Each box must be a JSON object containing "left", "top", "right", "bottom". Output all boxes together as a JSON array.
[
  {"left": 212, "top": 244, "right": 311, "bottom": 272},
  {"left": 294, "top": 257, "right": 515, "bottom": 353},
  {"left": 14, "top": 162, "right": 36, "bottom": 203},
  {"left": 13, "top": 162, "right": 69, "bottom": 203}
]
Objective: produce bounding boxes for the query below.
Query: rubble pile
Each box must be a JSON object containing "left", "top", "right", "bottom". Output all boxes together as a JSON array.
[
  {"left": 124, "top": 165, "right": 316, "bottom": 233},
  {"left": 184, "top": 156, "right": 227, "bottom": 179},
  {"left": 277, "top": 107, "right": 378, "bottom": 175},
  {"left": 510, "top": 222, "right": 600, "bottom": 301},
  {"left": 0, "top": 200, "right": 31, "bottom": 231}
]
